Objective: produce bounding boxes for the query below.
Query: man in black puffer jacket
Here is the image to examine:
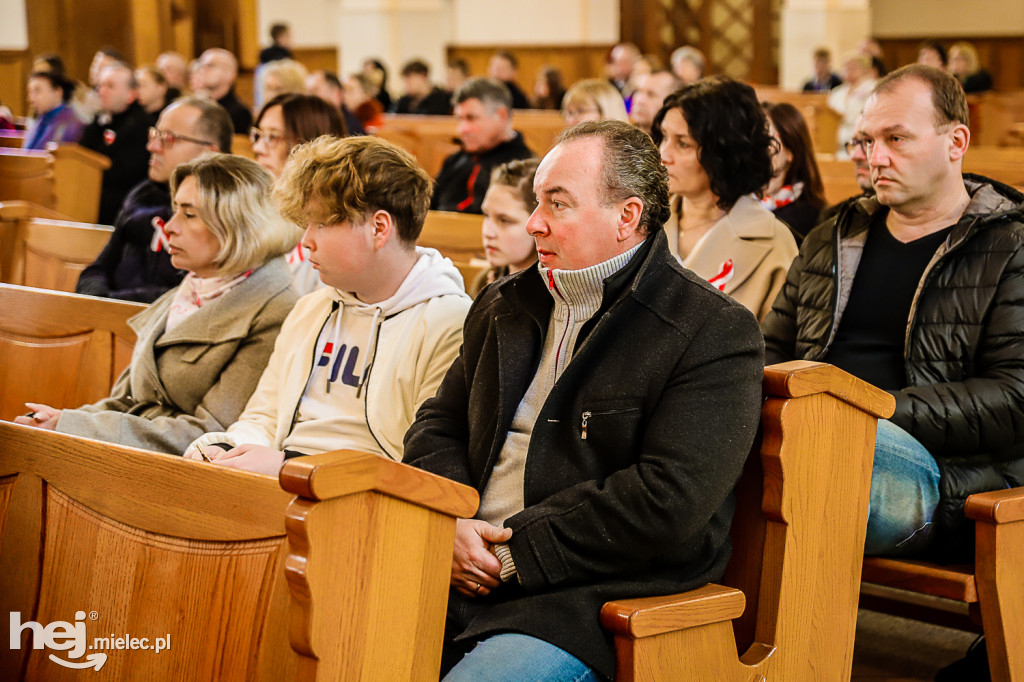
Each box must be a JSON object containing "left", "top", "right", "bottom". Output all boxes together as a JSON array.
[{"left": 763, "top": 64, "right": 1024, "bottom": 568}]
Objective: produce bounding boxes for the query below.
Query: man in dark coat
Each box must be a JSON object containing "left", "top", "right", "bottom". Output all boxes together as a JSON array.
[
  {"left": 393, "top": 59, "right": 451, "bottom": 115},
  {"left": 196, "top": 48, "right": 252, "bottom": 134},
  {"left": 404, "top": 120, "right": 765, "bottom": 681},
  {"left": 79, "top": 62, "right": 153, "bottom": 225},
  {"left": 431, "top": 78, "right": 534, "bottom": 214},
  {"left": 76, "top": 97, "right": 232, "bottom": 302}
]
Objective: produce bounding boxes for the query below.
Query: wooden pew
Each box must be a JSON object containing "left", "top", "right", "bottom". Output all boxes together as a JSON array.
[
  {"left": 0, "top": 144, "right": 111, "bottom": 223},
  {"left": 601, "top": 361, "right": 894, "bottom": 680},
  {"left": 0, "top": 201, "right": 75, "bottom": 283},
  {"left": 0, "top": 130, "right": 26, "bottom": 148},
  {"left": 2, "top": 217, "right": 113, "bottom": 291},
  {"left": 0, "top": 284, "right": 143, "bottom": 422},
  {"left": 232, "top": 133, "right": 256, "bottom": 159},
  {"left": 0, "top": 423, "right": 477, "bottom": 681},
  {"left": 963, "top": 146, "right": 1024, "bottom": 189},
  {"left": 816, "top": 154, "right": 863, "bottom": 206},
  {"left": 861, "top": 488, "right": 1024, "bottom": 681},
  {"left": 419, "top": 210, "right": 487, "bottom": 286}
]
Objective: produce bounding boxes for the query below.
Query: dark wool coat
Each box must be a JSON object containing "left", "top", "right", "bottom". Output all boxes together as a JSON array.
[
  {"left": 762, "top": 174, "right": 1024, "bottom": 560},
  {"left": 79, "top": 101, "right": 153, "bottom": 225},
  {"left": 430, "top": 132, "right": 534, "bottom": 214},
  {"left": 404, "top": 231, "right": 764, "bottom": 679}
]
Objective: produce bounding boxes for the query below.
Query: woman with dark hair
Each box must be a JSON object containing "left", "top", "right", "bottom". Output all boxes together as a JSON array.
[
  {"left": 532, "top": 65, "right": 566, "bottom": 110},
  {"left": 363, "top": 58, "right": 392, "bottom": 111},
  {"left": 652, "top": 76, "right": 797, "bottom": 320},
  {"left": 251, "top": 92, "right": 347, "bottom": 294},
  {"left": 761, "top": 102, "right": 827, "bottom": 242},
  {"left": 23, "top": 71, "right": 84, "bottom": 149}
]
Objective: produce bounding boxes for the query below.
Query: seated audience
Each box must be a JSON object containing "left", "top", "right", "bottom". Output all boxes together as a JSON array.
[
  {"left": 135, "top": 65, "right": 171, "bottom": 117},
  {"left": 183, "top": 136, "right": 472, "bottom": 472},
  {"left": 259, "top": 22, "right": 293, "bottom": 64},
  {"left": 654, "top": 77, "right": 797, "bottom": 320},
  {"left": 258, "top": 59, "right": 308, "bottom": 108},
  {"left": 196, "top": 48, "right": 252, "bottom": 134},
  {"left": 306, "top": 69, "right": 365, "bottom": 135},
  {"left": 761, "top": 102, "right": 827, "bottom": 241},
  {"left": 76, "top": 96, "right": 232, "bottom": 301},
  {"left": 470, "top": 158, "right": 540, "bottom": 296},
  {"left": 394, "top": 59, "right": 452, "bottom": 115},
  {"left": 803, "top": 47, "right": 843, "bottom": 92},
  {"left": 531, "top": 65, "right": 565, "bottom": 110},
  {"left": 156, "top": 51, "right": 188, "bottom": 99},
  {"left": 761, "top": 64, "right": 1024, "bottom": 678},
  {"left": 31, "top": 53, "right": 93, "bottom": 125},
  {"left": 80, "top": 62, "right": 154, "bottom": 225},
  {"left": 344, "top": 73, "right": 386, "bottom": 131},
  {"left": 16, "top": 153, "right": 298, "bottom": 454},
  {"left": 432, "top": 78, "right": 534, "bottom": 214},
  {"left": 630, "top": 69, "right": 682, "bottom": 136},
  {"left": 828, "top": 51, "right": 877, "bottom": 158},
  {"left": 560, "top": 78, "right": 629, "bottom": 126},
  {"left": 23, "top": 71, "right": 84, "bottom": 149},
  {"left": 446, "top": 58, "right": 470, "bottom": 97},
  {"left": 606, "top": 42, "right": 641, "bottom": 98},
  {"left": 251, "top": 92, "right": 346, "bottom": 294},
  {"left": 949, "top": 41, "right": 993, "bottom": 93},
  {"left": 403, "top": 119, "right": 764, "bottom": 682},
  {"left": 671, "top": 45, "right": 706, "bottom": 85},
  {"left": 917, "top": 40, "right": 947, "bottom": 70},
  {"left": 487, "top": 51, "right": 530, "bottom": 109},
  {"left": 362, "top": 58, "right": 392, "bottom": 112}
]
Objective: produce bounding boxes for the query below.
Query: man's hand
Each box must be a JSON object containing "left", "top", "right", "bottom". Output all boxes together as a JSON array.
[
  {"left": 451, "top": 518, "right": 513, "bottom": 598},
  {"left": 13, "top": 403, "right": 62, "bottom": 430},
  {"left": 211, "top": 444, "right": 287, "bottom": 475}
]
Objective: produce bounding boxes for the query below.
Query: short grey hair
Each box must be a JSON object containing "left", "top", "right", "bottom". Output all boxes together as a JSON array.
[
  {"left": 169, "top": 153, "right": 299, "bottom": 275},
  {"left": 555, "top": 120, "right": 669, "bottom": 236},
  {"left": 453, "top": 77, "right": 512, "bottom": 112},
  {"left": 168, "top": 95, "right": 234, "bottom": 152}
]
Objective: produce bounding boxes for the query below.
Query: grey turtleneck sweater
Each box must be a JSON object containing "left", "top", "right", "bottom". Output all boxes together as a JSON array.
[{"left": 478, "top": 243, "right": 644, "bottom": 578}]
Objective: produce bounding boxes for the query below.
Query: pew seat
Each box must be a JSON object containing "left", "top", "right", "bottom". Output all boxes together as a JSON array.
[{"left": 0, "top": 284, "right": 143, "bottom": 422}]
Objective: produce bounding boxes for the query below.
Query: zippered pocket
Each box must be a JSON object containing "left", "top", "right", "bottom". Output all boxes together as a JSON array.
[{"left": 581, "top": 407, "right": 641, "bottom": 440}]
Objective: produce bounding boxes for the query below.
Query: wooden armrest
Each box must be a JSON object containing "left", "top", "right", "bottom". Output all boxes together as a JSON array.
[
  {"left": 0, "top": 199, "right": 72, "bottom": 220},
  {"left": 46, "top": 142, "right": 112, "bottom": 170},
  {"left": 764, "top": 360, "right": 895, "bottom": 419},
  {"left": 279, "top": 449, "right": 478, "bottom": 518},
  {"left": 600, "top": 584, "right": 745, "bottom": 638},
  {"left": 965, "top": 486, "right": 1024, "bottom": 524}
]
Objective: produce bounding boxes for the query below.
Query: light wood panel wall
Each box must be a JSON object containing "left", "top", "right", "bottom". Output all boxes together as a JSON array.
[
  {"left": 0, "top": 50, "right": 31, "bottom": 118},
  {"left": 446, "top": 44, "right": 614, "bottom": 104}
]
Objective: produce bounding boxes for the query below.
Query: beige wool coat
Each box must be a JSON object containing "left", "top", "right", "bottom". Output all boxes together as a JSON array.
[
  {"left": 56, "top": 257, "right": 298, "bottom": 454},
  {"left": 665, "top": 194, "right": 798, "bottom": 320}
]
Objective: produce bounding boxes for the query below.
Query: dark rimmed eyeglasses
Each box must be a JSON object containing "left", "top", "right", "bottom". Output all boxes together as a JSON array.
[
  {"left": 148, "top": 127, "right": 214, "bottom": 148},
  {"left": 844, "top": 137, "right": 868, "bottom": 156}
]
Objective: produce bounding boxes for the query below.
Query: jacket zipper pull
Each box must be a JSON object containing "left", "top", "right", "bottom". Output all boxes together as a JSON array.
[{"left": 581, "top": 411, "right": 591, "bottom": 440}]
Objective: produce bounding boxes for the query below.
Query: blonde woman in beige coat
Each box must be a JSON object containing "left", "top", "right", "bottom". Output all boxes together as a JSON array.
[
  {"left": 15, "top": 154, "right": 299, "bottom": 453},
  {"left": 653, "top": 77, "right": 797, "bottom": 320}
]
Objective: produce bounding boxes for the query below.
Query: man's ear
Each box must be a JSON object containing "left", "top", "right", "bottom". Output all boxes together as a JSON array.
[
  {"left": 616, "top": 197, "right": 644, "bottom": 241},
  {"left": 370, "top": 209, "right": 395, "bottom": 249},
  {"left": 949, "top": 123, "right": 970, "bottom": 162}
]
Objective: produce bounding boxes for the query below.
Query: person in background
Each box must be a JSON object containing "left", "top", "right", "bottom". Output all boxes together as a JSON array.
[
  {"left": 258, "top": 59, "right": 308, "bottom": 108},
  {"left": 344, "top": 73, "right": 386, "bottom": 131},
  {"left": 394, "top": 59, "right": 452, "bottom": 115},
  {"left": 135, "top": 66, "right": 171, "bottom": 118},
  {"left": 560, "top": 78, "right": 629, "bottom": 126},
  {"left": 606, "top": 42, "right": 641, "bottom": 98},
  {"left": 31, "top": 53, "right": 93, "bottom": 124},
  {"left": 306, "top": 69, "right": 365, "bottom": 135},
  {"left": 671, "top": 45, "right": 706, "bottom": 85},
  {"left": 488, "top": 51, "right": 530, "bottom": 109},
  {"left": 949, "top": 41, "right": 993, "bottom": 94},
  {"left": 23, "top": 71, "right": 84, "bottom": 149},
  {"left": 362, "top": 58, "right": 392, "bottom": 112},
  {"left": 259, "top": 22, "right": 293, "bottom": 64},
  {"left": 250, "top": 92, "right": 346, "bottom": 294},
  {"left": 156, "top": 52, "right": 188, "bottom": 99},
  {"left": 803, "top": 47, "right": 843, "bottom": 92},
  {"left": 761, "top": 102, "right": 827, "bottom": 242},
  {"left": 531, "top": 65, "right": 565, "bottom": 110},
  {"left": 828, "top": 51, "right": 877, "bottom": 159},
  {"left": 653, "top": 77, "right": 798, "bottom": 320},
  {"left": 196, "top": 48, "right": 252, "bottom": 134},
  {"left": 446, "top": 58, "right": 471, "bottom": 97},
  {"left": 819, "top": 114, "right": 874, "bottom": 223},
  {"left": 630, "top": 70, "right": 683, "bottom": 136},
  {"left": 917, "top": 41, "right": 947, "bottom": 70},
  {"left": 470, "top": 158, "right": 539, "bottom": 296},
  {"left": 16, "top": 153, "right": 298, "bottom": 455}
]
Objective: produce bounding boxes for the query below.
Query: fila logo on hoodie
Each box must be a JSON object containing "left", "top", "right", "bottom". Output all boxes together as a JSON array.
[{"left": 316, "top": 342, "right": 362, "bottom": 388}]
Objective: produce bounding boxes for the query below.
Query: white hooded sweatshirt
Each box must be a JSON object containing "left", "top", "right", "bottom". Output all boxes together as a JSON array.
[{"left": 188, "top": 247, "right": 471, "bottom": 460}]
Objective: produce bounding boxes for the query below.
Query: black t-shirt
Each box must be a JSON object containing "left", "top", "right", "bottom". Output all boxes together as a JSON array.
[{"left": 825, "top": 213, "right": 953, "bottom": 390}]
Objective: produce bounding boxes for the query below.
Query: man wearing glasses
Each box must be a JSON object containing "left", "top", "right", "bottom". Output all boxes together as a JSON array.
[{"left": 76, "top": 96, "right": 233, "bottom": 302}]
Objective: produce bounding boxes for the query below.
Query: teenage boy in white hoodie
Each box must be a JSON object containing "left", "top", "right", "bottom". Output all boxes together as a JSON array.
[{"left": 184, "top": 135, "right": 473, "bottom": 473}]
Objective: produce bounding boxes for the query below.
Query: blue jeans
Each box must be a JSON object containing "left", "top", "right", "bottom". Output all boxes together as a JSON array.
[
  {"left": 865, "top": 419, "right": 941, "bottom": 556},
  {"left": 442, "top": 633, "right": 599, "bottom": 682}
]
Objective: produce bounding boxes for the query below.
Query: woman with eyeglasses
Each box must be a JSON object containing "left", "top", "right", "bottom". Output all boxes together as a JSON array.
[
  {"left": 16, "top": 153, "right": 299, "bottom": 455},
  {"left": 560, "top": 78, "right": 629, "bottom": 126},
  {"left": 653, "top": 76, "right": 798, "bottom": 321},
  {"left": 250, "top": 93, "right": 346, "bottom": 294}
]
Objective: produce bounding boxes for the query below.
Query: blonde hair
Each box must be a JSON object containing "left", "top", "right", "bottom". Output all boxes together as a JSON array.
[
  {"left": 949, "top": 42, "right": 980, "bottom": 75},
  {"left": 274, "top": 136, "right": 432, "bottom": 244},
  {"left": 169, "top": 153, "right": 299, "bottom": 275},
  {"left": 562, "top": 79, "right": 629, "bottom": 122},
  {"left": 260, "top": 58, "right": 308, "bottom": 96}
]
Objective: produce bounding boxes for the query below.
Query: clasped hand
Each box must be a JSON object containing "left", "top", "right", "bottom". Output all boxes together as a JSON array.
[{"left": 451, "top": 518, "right": 513, "bottom": 598}]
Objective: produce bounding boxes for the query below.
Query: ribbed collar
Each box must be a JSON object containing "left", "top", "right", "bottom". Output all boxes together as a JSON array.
[{"left": 539, "top": 241, "right": 643, "bottom": 312}]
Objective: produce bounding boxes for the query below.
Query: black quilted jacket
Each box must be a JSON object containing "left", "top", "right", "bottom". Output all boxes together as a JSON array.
[{"left": 762, "top": 174, "right": 1024, "bottom": 560}]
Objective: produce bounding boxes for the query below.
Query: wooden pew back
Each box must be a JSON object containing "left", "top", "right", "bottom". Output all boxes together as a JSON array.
[
  {"left": 0, "top": 145, "right": 110, "bottom": 223},
  {"left": 0, "top": 201, "right": 75, "bottom": 283},
  {"left": 601, "top": 362, "right": 895, "bottom": 681},
  {"left": 19, "top": 218, "right": 113, "bottom": 291},
  {"left": 816, "top": 155, "right": 863, "bottom": 206},
  {"left": 0, "top": 149, "right": 55, "bottom": 209},
  {"left": 964, "top": 146, "right": 1024, "bottom": 189},
  {"left": 419, "top": 210, "right": 486, "bottom": 286},
  {"left": 0, "top": 284, "right": 143, "bottom": 422}
]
